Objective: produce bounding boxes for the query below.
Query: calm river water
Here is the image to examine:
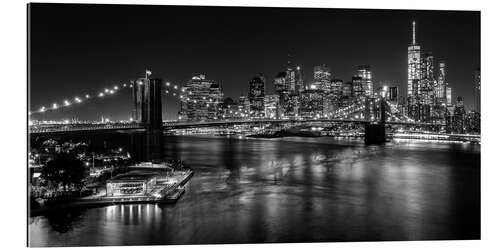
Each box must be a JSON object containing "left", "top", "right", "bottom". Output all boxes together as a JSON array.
[{"left": 29, "top": 135, "right": 480, "bottom": 246}]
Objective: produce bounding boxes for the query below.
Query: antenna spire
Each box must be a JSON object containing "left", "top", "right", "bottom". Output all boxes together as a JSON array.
[{"left": 412, "top": 21, "right": 416, "bottom": 45}]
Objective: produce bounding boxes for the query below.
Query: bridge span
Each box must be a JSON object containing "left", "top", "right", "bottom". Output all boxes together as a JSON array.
[{"left": 29, "top": 118, "right": 440, "bottom": 135}]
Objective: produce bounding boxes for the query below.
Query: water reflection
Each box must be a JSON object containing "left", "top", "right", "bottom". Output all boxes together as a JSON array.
[{"left": 29, "top": 135, "right": 480, "bottom": 246}]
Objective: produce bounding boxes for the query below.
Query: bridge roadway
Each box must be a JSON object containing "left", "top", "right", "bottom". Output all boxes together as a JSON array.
[{"left": 29, "top": 118, "right": 439, "bottom": 134}]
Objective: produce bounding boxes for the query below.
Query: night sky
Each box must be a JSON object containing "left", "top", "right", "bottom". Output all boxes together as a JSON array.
[{"left": 29, "top": 3, "right": 480, "bottom": 121}]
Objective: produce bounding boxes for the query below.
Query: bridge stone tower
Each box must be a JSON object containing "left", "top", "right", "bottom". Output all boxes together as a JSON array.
[
  {"left": 132, "top": 71, "right": 163, "bottom": 130},
  {"left": 364, "top": 98, "right": 387, "bottom": 145}
]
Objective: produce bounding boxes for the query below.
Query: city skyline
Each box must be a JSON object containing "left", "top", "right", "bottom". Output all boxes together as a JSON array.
[{"left": 29, "top": 4, "right": 479, "bottom": 121}]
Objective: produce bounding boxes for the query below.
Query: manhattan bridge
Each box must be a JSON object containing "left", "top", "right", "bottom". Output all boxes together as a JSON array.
[{"left": 29, "top": 70, "right": 460, "bottom": 145}]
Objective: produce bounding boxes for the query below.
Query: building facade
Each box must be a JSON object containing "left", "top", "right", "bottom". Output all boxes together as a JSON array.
[
  {"left": 179, "top": 74, "right": 223, "bottom": 121},
  {"left": 248, "top": 74, "right": 266, "bottom": 118}
]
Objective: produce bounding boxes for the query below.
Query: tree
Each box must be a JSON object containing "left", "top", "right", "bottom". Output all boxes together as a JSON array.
[{"left": 42, "top": 153, "right": 86, "bottom": 192}]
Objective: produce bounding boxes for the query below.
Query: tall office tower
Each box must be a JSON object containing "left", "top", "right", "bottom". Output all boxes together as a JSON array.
[
  {"left": 132, "top": 72, "right": 163, "bottom": 129},
  {"left": 452, "top": 96, "right": 466, "bottom": 133},
  {"left": 264, "top": 94, "right": 279, "bottom": 119},
  {"left": 352, "top": 76, "right": 365, "bottom": 100},
  {"left": 274, "top": 72, "right": 287, "bottom": 118},
  {"left": 465, "top": 111, "right": 480, "bottom": 133},
  {"left": 208, "top": 82, "right": 224, "bottom": 119},
  {"left": 408, "top": 21, "right": 422, "bottom": 97},
  {"left": 294, "top": 66, "right": 305, "bottom": 92},
  {"left": 446, "top": 86, "right": 452, "bottom": 106},
  {"left": 418, "top": 53, "right": 435, "bottom": 122},
  {"left": 238, "top": 94, "right": 250, "bottom": 116},
  {"left": 285, "top": 63, "right": 296, "bottom": 91},
  {"left": 422, "top": 52, "right": 435, "bottom": 81},
  {"left": 436, "top": 61, "right": 446, "bottom": 100},
  {"left": 311, "top": 64, "right": 332, "bottom": 90},
  {"left": 300, "top": 89, "right": 324, "bottom": 119},
  {"left": 356, "top": 65, "right": 373, "bottom": 97},
  {"left": 285, "top": 62, "right": 304, "bottom": 92},
  {"left": 388, "top": 86, "right": 399, "bottom": 103},
  {"left": 340, "top": 81, "right": 353, "bottom": 108},
  {"left": 331, "top": 79, "right": 343, "bottom": 98},
  {"left": 330, "top": 79, "right": 343, "bottom": 111},
  {"left": 474, "top": 69, "right": 481, "bottom": 113},
  {"left": 179, "top": 74, "right": 222, "bottom": 121},
  {"left": 274, "top": 72, "right": 287, "bottom": 93},
  {"left": 248, "top": 74, "right": 266, "bottom": 118}
]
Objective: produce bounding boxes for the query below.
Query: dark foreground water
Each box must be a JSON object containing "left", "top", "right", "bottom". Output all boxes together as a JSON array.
[{"left": 29, "top": 135, "right": 480, "bottom": 246}]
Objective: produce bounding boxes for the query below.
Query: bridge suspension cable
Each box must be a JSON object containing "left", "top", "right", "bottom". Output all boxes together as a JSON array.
[{"left": 29, "top": 82, "right": 134, "bottom": 116}]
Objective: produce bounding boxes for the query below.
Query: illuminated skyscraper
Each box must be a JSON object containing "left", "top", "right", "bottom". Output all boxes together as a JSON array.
[
  {"left": 357, "top": 65, "right": 373, "bottom": 97},
  {"left": 422, "top": 52, "right": 435, "bottom": 81},
  {"left": 264, "top": 94, "right": 279, "bottom": 119},
  {"left": 311, "top": 64, "right": 331, "bottom": 90},
  {"left": 285, "top": 62, "right": 304, "bottom": 93},
  {"left": 388, "top": 86, "right": 398, "bottom": 103},
  {"left": 436, "top": 61, "right": 446, "bottom": 100},
  {"left": 408, "top": 21, "right": 421, "bottom": 97},
  {"left": 300, "top": 89, "right": 324, "bottom": 119},
  {"left": 352, "top": 76, "right": 364, "bottom": 99},
  {"left": 248, "top": 74, "right": 266, "bottom": 118},
  {"left": 446, "top": 86, "right": 452, "bottom": 106},
  {"left": 452, "top": 96, "right": 466, "bottom": 134},
  {"left": 179, "top": 74, "right": 223, "bottom": 121}
]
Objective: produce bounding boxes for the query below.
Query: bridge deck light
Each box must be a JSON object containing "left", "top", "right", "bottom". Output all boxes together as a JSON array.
[
  {"left": 52, "top": 103, "right": 58, "bottom": 109},
  {"left": 114, "top": 86, "right": 118, "bottom": 90},
  {"left": 105, "top": 88, "right": 110, "bottom": 93},
  {"left": 85, "top": 94, "right": 90, "bottom": 99},
  {"left": 110, "top": 90, "right": 115, "bottom": 94},
  {"left": 98, "top": 92, "right": 104, "bottom": 97}
]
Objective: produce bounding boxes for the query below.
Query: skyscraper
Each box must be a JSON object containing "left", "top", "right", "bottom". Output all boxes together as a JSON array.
[
  {"left": 436, "top": 61, "right": 446, "bottom": 101},
  {"left": 264, "top": 94, "right": 279, "bottom": 119},
  {"left": 248, "top": 74, "right": 266, "bottom": 118},
  {"left": 446, "top": 86, "right": 452, "bottom": 106},
  {"left": 408, "top": 21, "right": 421, "bottom": 97},
  {"left": 357, "top": 65, "right": 373, "bottom": 97},
  {"left": 352, "top": 76, "right": 364, "bottom": 99},
  {"left": 422, "top": 52, "right": 435, "bottom": 81},
  {"left": 311, "top": 64, "right": 331, "bottom": 90},
  {"left": 452, "top": 96, "right": 466, "bottom": 134},
  {"left": 388, "top": 86, "right": 399, "bottom": 103},
  {"left": 179, "top": 74, "right": 223, "bottom": 121},
  {"left": 285, "top": 63, "right": 304, "bottom": 92}
]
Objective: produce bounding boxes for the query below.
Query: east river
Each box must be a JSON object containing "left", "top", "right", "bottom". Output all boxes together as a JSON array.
[{"left": 29, "top": 135, "right": 480, "bottom": 246}]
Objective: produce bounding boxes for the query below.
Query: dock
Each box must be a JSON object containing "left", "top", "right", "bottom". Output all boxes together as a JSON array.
[{"left": 30, "top": 170, "right": 194, "bottom": 215}]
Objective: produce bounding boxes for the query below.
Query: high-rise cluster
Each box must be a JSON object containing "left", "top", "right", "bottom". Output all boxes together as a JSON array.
[
  {"left": 407, "top": 21, "right": 450, "bottom": 123},
  {"left": 406, "top": 21, "right": 480, "bottom": 133},
  {"left": 173, "top": 20, "right": 479, "bottom": 135}
]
